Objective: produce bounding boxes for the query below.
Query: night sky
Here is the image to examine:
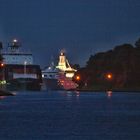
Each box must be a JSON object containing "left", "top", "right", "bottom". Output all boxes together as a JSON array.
[{"left": 0, "top": 0, "right": 140, "bottom": 67}]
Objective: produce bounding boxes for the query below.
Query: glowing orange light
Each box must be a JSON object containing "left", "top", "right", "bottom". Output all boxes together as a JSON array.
[
  {"left": 0, "top": 63, "right": 4, "bottom": 67},
  {"left": 76, "top": 75, "right": 80, "bottom": 81},
  {"left": 106, "top": 73, "right": 112, "bottom": 79}
]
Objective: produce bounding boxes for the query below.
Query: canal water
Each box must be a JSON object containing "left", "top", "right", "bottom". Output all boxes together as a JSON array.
[{"left": 0, "top": 90, "right": 140, "bottom": 140}]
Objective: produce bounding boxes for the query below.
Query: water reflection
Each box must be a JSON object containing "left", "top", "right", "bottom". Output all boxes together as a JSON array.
[
  {"left": 106, "top": 90, "right": 112, "bottom": 98},
  {"left": 0, "top": 96, "right": 6, "bottom": 100},
  {"left": 75, "top": 91, "right": 80, "bottom": 97},
  {"left": 62, "top": 90, "right": 80, "bottom": 101}
]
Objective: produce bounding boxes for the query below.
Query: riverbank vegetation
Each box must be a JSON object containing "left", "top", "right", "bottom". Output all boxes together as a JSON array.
[{"left": 73, "top": 38, "right": 140, "bottom": 91}]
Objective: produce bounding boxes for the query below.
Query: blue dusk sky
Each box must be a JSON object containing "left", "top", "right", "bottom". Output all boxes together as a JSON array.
[{"left": 0, "top": 0, "right": 140, "bottom": 67}]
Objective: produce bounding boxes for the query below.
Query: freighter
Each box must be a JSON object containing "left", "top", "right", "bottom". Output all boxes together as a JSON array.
[
  {"left": 0, "top": 39, "right": 42, "bottom": 90},
  {"left": 42, "top": 50, "right": 78, "bottom": 90}
]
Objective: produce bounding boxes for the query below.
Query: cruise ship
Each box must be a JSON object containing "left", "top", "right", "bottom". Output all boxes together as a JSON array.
[
  {"left": 0, "top": 39, "right": 42, "bottom": 90},
  {"left": 42, "top": 50, "right": 78, "bottom": 90}
]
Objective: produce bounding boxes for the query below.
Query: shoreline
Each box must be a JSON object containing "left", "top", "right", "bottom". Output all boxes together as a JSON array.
[
  {"left": 0, "top": 89, "right": 15, "bottom": 96},
  {"left": 67, "top": 88, "right": 140, "bottom": 92}
]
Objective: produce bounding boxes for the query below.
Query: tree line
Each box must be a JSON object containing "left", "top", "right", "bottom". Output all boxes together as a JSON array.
[{"left": 73, "top": 38, "right": 140, "bottom": 91}]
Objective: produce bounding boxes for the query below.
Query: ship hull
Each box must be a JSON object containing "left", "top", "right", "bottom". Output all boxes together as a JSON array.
[
  {"left": 6, "top": 78, "right": 41, "bottom": 91},
  {"left": 2, "top": 64, "right": 42, "bottom": 91},
  {"left": 42, "top": 75, "right": 78, "bottom": 90},
  {"left": 42, "top": 78, "right": 64, "bottom": 90}
]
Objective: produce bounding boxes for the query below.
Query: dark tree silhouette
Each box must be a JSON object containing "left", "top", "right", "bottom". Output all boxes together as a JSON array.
[
  {"left": 135, "top": 38, "right": 140, "bottom": 48},
  {"left": 76, "top": 41, "right": 140, "bottom": 90}
]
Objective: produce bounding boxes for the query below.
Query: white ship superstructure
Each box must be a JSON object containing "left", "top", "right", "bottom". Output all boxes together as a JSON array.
[
  {"left": 0, "top": 39, "right": 42, "bottom": 90},
  {"left": 2, "top": 39, "right": 33, "bottom": 65},
  {"left": 42, "top": 62, "right": 59, "bottom": 80}
]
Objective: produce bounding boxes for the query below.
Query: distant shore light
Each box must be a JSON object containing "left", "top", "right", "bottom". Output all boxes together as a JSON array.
[
  {"left": 0, "top": 63, "right": 4, "bottom": 67},
  {"left": 76, "top": 75, "right": 80, "bottom": 81},
  {"left": 106, "top": 73, "right": 113, "bottom": 80}
]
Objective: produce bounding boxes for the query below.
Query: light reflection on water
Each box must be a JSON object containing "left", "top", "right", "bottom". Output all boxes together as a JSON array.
[
  {"left": 106, "top": 90, "right": 113, "bottom": 98},
  {"left": 0, "top": 90, "right": 140, "bottom": 139},
  {"left": 0, "top": 96, "right": 6, "bottom": 100}
]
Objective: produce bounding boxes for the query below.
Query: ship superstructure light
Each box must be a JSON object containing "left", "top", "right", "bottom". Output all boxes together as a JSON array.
[{"left": 56, "top": 50, "right": 76, "bottom": 78}]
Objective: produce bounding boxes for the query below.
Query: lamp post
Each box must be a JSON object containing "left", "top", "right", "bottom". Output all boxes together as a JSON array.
[
  {"left": 0, "top": 63, "right": 5, "bottom": 89},
  {"left": 106, "top": 73, "right": 113, "bottom": 91}
]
